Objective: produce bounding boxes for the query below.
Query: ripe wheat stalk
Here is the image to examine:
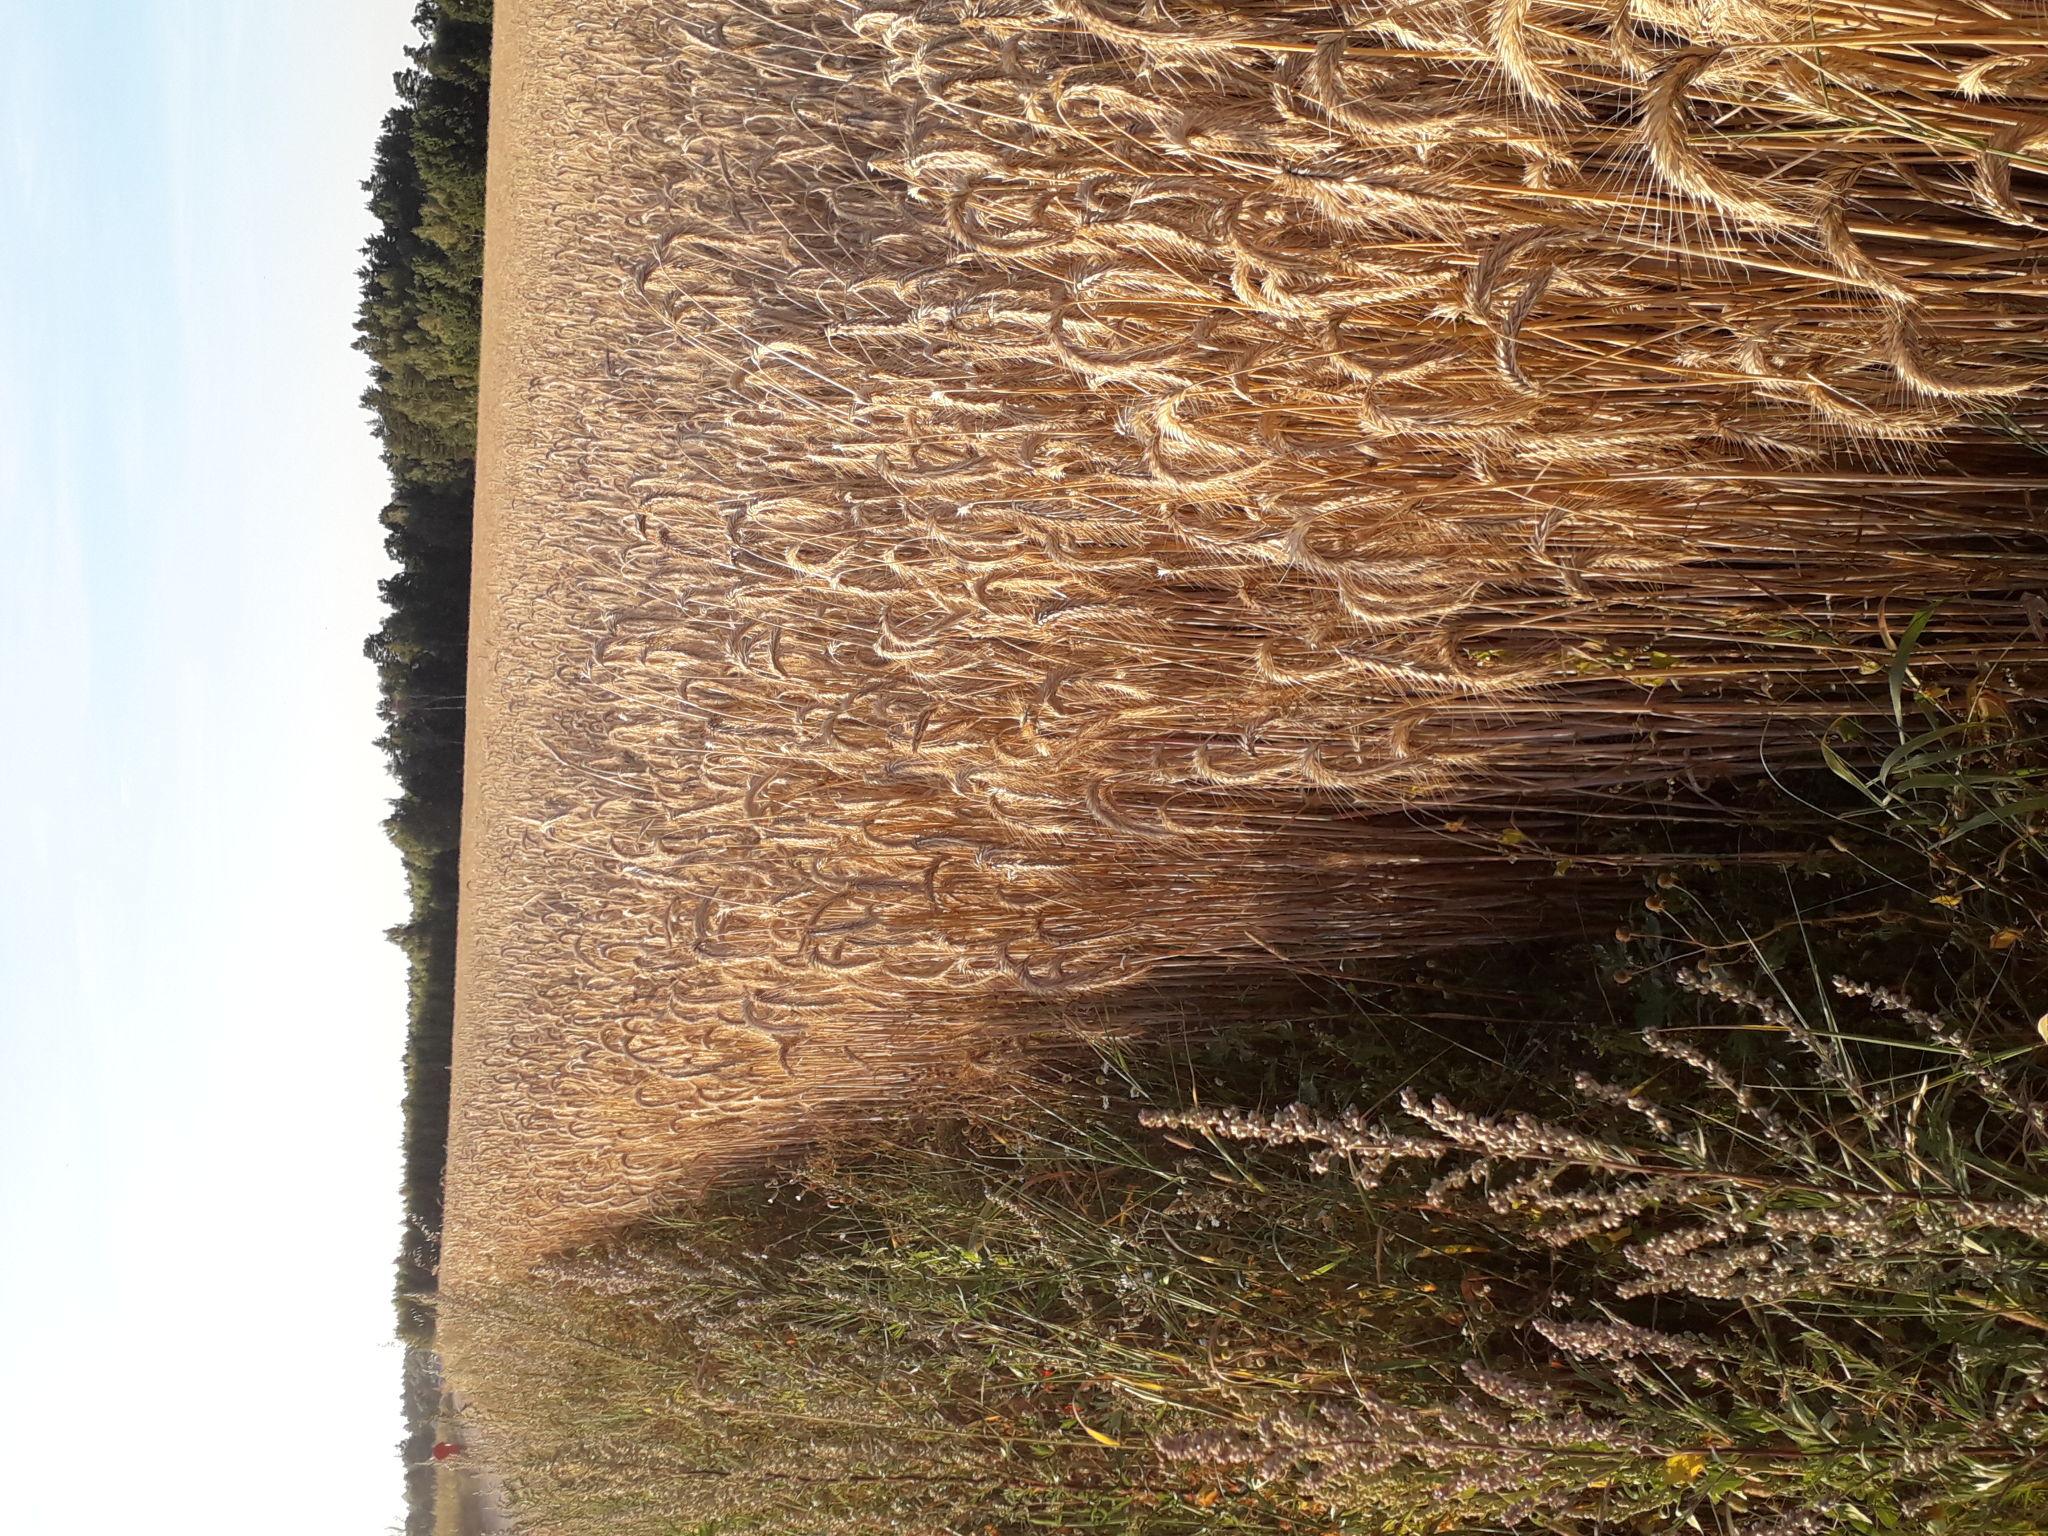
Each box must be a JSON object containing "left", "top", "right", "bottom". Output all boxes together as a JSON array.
[{"left": 447, "top": 0, "right": 2048, "bottom": 1261}]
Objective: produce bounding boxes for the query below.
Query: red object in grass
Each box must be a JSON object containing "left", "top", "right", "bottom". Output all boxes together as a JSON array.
[{"left": 432, "top": 1442, "right": 463, "bottom": 1462}]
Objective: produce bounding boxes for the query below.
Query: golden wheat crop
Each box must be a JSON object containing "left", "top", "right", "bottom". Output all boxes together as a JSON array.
[{"left": 446, "top": 0, "right": 2048, "bottom": 1266}]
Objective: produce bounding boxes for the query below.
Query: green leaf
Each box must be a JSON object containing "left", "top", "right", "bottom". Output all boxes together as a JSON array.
[
  {"left": 1820, "top": 735, "right": 1884, "bottom": 807},
  {"left": 1889, "top": 603, "right": 1942, "bottom": 732},
  {"left": 1877, "top": 720, "right": 1981, "bottom": 782},
  {"left": 1937, "top": 793, "right": 2048, "bottom": 844}
]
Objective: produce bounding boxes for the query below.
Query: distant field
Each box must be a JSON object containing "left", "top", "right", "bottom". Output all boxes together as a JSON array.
[{"left": 445, "top": 0, "right": 2048, "bottom": 1281}]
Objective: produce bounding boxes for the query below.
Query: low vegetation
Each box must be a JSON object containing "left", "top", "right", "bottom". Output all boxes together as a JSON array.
[{"left": 446, "top": 750, "right": 2048, "bottom": 1533}]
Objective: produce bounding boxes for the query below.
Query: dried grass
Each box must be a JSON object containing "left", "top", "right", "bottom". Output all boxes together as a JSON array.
[{"left": 448, "top": 0, "right": 2048, "bottom": 1266}]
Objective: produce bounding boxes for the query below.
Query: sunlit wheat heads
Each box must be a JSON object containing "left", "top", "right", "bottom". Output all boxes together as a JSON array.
[{"left": 444, "top": 0, "right": 2048, "bottom": 1263}]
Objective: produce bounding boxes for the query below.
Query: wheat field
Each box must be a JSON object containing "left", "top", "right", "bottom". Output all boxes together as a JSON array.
[{"left": 446, "top": 0, "right": 2048, "bottom": 1276}]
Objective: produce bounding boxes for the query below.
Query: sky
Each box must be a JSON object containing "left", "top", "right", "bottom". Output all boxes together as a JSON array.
[{"left": 0, "top": 1, "right": 425, "bottom": 1530}]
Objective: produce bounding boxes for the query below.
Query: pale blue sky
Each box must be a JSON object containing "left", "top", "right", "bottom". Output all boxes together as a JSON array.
[{"left": 1, "top": 2, "right": 427, "bottom": 1530}]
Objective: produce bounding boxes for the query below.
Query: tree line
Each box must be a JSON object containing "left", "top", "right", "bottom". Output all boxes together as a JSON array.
[
  {"left": 358, "top": 0, "right": 491, "bottom": 1355},
  {"left": 360, "top": 6, "right": 492, "bottom": 1532}
]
